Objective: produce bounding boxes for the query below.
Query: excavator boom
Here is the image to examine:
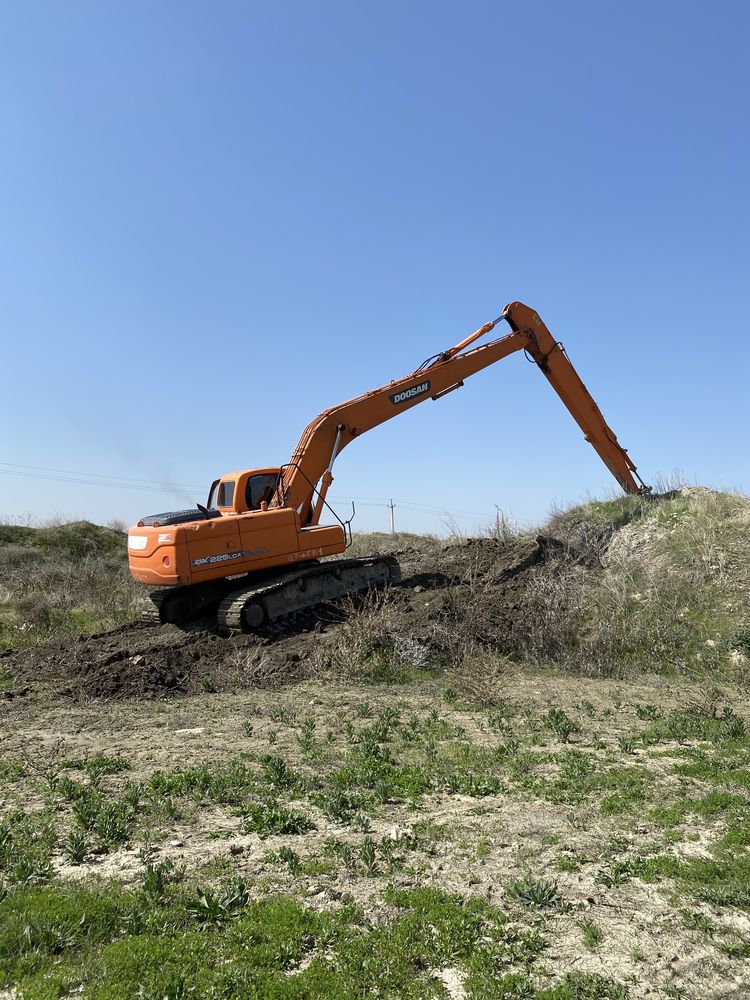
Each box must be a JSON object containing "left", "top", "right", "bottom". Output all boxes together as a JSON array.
[{"left": 280, "top": 301, "right": 649, "bottom": 523}]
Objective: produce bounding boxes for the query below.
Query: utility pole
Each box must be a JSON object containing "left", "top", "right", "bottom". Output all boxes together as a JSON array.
[{"left": 388, "top": 499, "right": 396, "bottom": 533}]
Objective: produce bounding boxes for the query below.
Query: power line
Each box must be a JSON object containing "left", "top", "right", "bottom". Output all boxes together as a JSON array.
[
  {"left": 0, "top": 460, "right": 513, "bottom": 526},
  {"left": 0, "top": 468, "right": 196, "bottom": 497},
  {"left": 0, "top": 461, "right": 204, "bottom": 491},
  {"left": 330, "top": 493, "right": 492, "bottom": 519}
]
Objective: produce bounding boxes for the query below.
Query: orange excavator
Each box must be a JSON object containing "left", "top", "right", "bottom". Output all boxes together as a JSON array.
[{"left": 128, "top": 301, "right": 650, "bottom": 630}]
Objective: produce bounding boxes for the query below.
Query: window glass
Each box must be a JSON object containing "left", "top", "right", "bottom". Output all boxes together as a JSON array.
[
  {"left": 207, "top": 481, "right": 219, "bottom": 510},
  {"left": 245, "top": 473, "right": 278, "bottom": 510},
  {"left": 217, "top": 481, "right": 235, "bottom": 508}
]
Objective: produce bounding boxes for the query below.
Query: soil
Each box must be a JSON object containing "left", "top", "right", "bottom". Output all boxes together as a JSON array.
[{"left": 2, "top": 534, "right": 553, "bottom": 701}]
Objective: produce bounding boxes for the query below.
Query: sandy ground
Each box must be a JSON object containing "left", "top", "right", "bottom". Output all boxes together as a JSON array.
[{"left": 3, "top": 668, "right": 749, "bottom": 998}]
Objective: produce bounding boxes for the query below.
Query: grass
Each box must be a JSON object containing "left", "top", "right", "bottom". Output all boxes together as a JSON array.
[
  {"left": 3, "top": 680, "right": 750, "bottom": 997},
  {"left": 580, "top": 918, "right": 603, "bottom": 949},
  {"left": 0, "top": 519, "right": 140, "bottom": 649},
  {"left": 1, "top": 877, "right": 633, "bottom": 999}
]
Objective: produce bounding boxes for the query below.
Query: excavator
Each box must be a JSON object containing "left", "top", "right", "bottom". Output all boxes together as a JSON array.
[{"left": 128, "top": 301, "right": 650, "bottom": 631}]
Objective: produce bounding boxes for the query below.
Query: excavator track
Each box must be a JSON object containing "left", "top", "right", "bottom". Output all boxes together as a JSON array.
[
  {"left": 217, "top": 556, "right": 400, "bottom": 634},
  {"left": 144, "top": 556, "right": 399, "bottom": 632}
]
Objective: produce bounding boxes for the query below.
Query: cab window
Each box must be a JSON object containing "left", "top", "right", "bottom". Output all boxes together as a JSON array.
[
  {"left": 245, "top": 473, "right": 278, "bottom": 511},
  {"left": 217, "top": 481, "right": 235, "bottom": 508}
]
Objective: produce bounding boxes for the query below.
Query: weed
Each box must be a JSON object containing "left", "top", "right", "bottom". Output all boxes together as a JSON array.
[
  {"left": 186, "top": 881, "right": 248, "bottom": 929},
  {"left": 331, "top": 741, "right": 432, "bottom": 803},
  {"left": 635, "top": 703, "right": 661, "bottom": 721},
  {"left": 147, "top": 758, "right": 257, "bottom": 805},
  {"left": 269, "top": 705, "right": 298, "bottom": 725},
  {"left": 324, "top": 837, "right": 356, "bottom": 870},
  {"left": 313, "top": 788, "right": 372, "bottom": 825},
  {"left": 0, "top": 811, "right": 56, "bottom": 885},
  {"left": 238, "top": 800, "right": 315, "bottom": 838},
  {"left": 360, "top": 836, "right": 377, "bottom": 875},
  {"left": 141, "top": 855, "right": 184, "bottom": 897},
  {"left": 274, "top": 846, "right": 301, "bottom": 874},
  {"left": 556, "top": 855, "right": 582, "bottom": 873},
  {"left": 579, "top": 919, "right": 603, "bottom": 950},
  {"left": 295, "top": 716, "right": 317, "bottom": 753},
  {"left": 63, "top": 827, "right": 89, "bottom": 865},
  {"left": 62, "top": 753, "right": 130, "bottom": 781},
  {"left": 733, "top": 628, "right": 750, "bottom": 656},
  {"left": 682, "top": 909, "right": 715, "bottom": 935},
  {"left": 542, "top": 708, "right": 579, "bottom": 742},
  {"left": 507, "top": 876, "right": 561, "bottom": 908},
  {"left": 259, "top": 754, "right": 299, "bottom": 791},
  {"left": 596, "top": 859, "right": 637, "bottom": 888}
]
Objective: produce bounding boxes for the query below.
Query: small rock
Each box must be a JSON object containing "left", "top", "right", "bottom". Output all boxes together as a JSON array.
[
  {"left": 414, "top": 585, "right": 425, "bottom": 594},
  {"left": 169, "top": 839, "right": 184, "bottom": 848},
  {"left": 389, "top": 825, "right": 415, "bottom": 841},
  {"left": 174, "top": 727, "right": 205, "bottom": 736}
]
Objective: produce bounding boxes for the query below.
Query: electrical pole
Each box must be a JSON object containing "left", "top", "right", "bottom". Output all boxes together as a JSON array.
[{"left": 388, "top": 499, "right": 396, "bottom": 533}]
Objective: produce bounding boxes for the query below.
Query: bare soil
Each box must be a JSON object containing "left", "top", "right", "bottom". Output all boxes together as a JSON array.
[{"left": 3, "top": 672, "right": 749, "bottom": 999}]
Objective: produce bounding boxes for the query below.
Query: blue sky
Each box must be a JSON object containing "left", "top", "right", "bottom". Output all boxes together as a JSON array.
[{"left": 1, "top": 1, "right": 748, "bottom": 534}]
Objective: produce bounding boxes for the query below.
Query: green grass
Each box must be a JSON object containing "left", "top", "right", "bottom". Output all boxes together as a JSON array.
[
  {"left": 238, "top": 800, "right": 316, "bottom": 837},
  {"left": 0, "top": 878, "right": 632, "bottom": 999},
  {"left": 580, "top": 918, "right": 603, "bottom": 949}
]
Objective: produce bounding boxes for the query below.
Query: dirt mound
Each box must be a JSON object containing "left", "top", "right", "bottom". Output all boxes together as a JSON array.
[
  {"left": 4, "top": 619, "right": 322, "bottom": 700},
  {"left": 6, "top": 487, "right": 748, "bottom": 700},
  {"left": 3, "top": 535, "right": 554, "bottom": 701}
]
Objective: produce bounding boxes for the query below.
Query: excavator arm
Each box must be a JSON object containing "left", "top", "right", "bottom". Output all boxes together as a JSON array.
[{"left": 278, "top": 301, "right": 649, "bottom": 524}]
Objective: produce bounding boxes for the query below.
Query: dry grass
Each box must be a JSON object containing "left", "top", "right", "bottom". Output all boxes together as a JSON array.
[
  {"left": 315, "top": 587, "right": 433, "bottom": 682},
  {"left": 0, "top": 521, "right": 141, "bottom": 649},
  {"left": 338, "top": 488, "right": 750, "bottom": 689}
]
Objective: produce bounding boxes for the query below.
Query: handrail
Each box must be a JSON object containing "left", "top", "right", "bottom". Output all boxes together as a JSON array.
[{"left": 277, "top": 462, "right": 355, "bottom": 547}]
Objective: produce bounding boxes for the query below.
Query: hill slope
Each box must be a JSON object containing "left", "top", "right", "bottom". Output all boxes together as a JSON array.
[{"left": 0, "top": 521, "right": 140, "bottom": 650}]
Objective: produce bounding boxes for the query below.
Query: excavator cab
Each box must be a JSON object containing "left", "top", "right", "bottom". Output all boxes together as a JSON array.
[{"left": 207, "top": 469, "right": 281, "bottom": 514}]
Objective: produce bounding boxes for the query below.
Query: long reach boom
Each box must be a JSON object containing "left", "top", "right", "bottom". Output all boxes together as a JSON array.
[{"left": 281, "top": 300, "right": 649, "bottom": 526}]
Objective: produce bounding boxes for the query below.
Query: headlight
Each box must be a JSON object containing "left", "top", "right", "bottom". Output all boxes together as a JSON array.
[{"left": 128, "top": 535, "right": 148, "bottom": 551}]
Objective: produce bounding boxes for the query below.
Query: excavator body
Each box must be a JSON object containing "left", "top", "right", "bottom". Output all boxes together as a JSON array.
[
  {"left": 128, "top": 480, "right": 345, "bottom": 588},
  {"left": 128, "top": 301, "right": 650, "bottom": 631}
]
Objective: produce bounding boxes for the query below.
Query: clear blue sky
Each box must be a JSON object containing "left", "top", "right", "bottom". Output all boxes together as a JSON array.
[{"left": 1, "top": 1, "right": 748, "bottom": 534}]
